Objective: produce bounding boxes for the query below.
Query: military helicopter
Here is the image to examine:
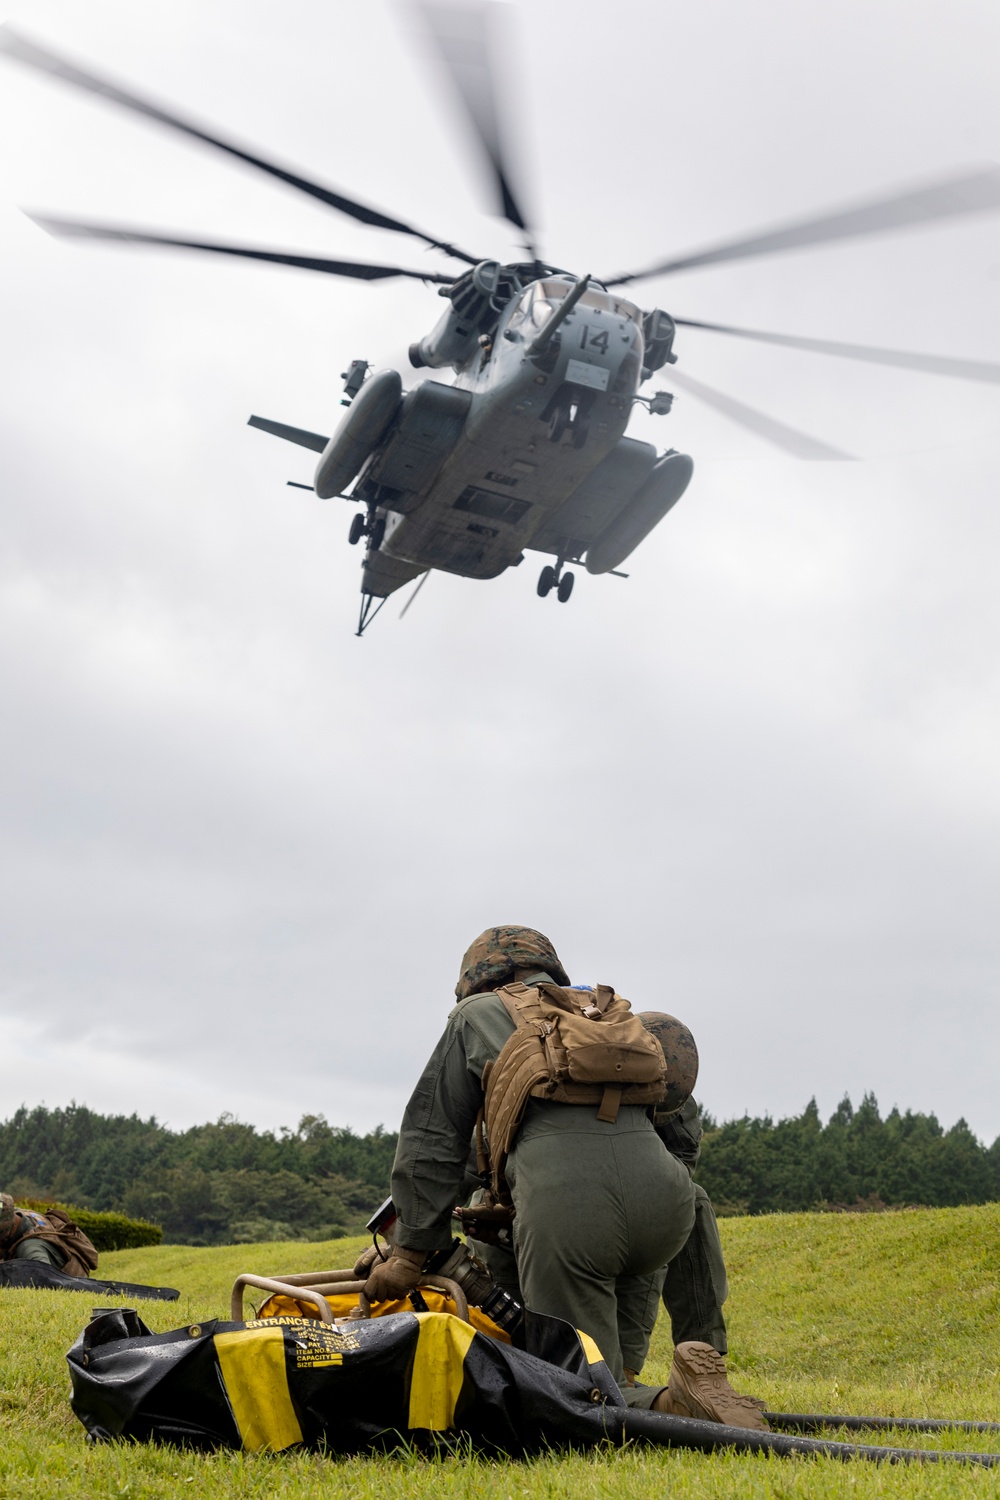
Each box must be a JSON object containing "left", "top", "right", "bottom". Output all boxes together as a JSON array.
[{"left": 4, "top": 9, "right": 1000, "bottom": 635}]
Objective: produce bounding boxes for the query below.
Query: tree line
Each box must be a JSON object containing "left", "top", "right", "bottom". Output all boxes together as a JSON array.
[
  {"left": 0, "top": 1105, "right": 397, "bottom": 1245},
  {"left": 697, "top": 1094, "right": 1000, "bottom": 1215},
  {"left": 0, "top": 1095, "right": 996, "bottom": 1244}
]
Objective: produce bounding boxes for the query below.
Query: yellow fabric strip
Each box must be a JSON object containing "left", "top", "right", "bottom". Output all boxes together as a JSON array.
[
  {"left": 407, "top": 1312, "right": 476, "bottom": 1431},
  {"left": 215, "top": 1327, "right": 303, "bottom": 1452},
  {"left": 576, "top": 1329, "right": 604, "bottom": 1367}
]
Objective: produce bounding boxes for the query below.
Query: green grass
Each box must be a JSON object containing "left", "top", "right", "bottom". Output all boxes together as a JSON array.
[{"left": 3, "top": 1206, "right": 1000, "bottom": 1496}]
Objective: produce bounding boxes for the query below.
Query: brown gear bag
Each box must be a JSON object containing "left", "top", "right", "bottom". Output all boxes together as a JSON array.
[
  {"left": 481, "top": 981, "right": 667, "bottom": 1196},
  {"left": 18, "top": 1208, "right": 99, "bottom": 1277}
]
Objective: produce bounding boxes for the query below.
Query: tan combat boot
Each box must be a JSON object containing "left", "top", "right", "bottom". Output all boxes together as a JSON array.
[{"left": 652, "top": 1341, "right": 769, "bottom": 1429}]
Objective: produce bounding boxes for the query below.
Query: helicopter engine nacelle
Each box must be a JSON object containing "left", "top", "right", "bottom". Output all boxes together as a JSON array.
[
  {"left": 409, "top": 260, "right": 505, "bottom": 371},
  {"left": 641, "top": 309, "right": 677, "bottom": 378},
  {"left": 586, "top": 451, "right": 694, "bottom": 573},
  {"left": 314, "top": 369, "right": 403, "bottom": 499}
]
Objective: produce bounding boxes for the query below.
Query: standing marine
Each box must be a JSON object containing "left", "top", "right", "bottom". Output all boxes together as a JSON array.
[{"left": 364, "top": 924, "right": 765, "bottom": 1426}]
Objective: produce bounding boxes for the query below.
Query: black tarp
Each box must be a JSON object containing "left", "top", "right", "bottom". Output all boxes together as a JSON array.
[{"left": 0, "top": 1260, "right": 179, "bottom": 1300}]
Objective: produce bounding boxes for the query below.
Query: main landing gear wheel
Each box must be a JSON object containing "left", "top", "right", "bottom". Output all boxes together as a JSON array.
[
  {"left": 370, "top": 516, "right": 386, "bottom": 551},
  {"left": 538, "top": 563, "right": 576, "bottom": 602},
  {"left": 537, "top": 564, "right": 557, "bottom": 598},
  {"left": 348, "top": 513, "right": 366, "bottom": 546}
]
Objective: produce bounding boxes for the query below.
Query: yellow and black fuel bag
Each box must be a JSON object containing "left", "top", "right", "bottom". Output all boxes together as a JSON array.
[
  {"left": 67, "top": 1307, "right": 1000, "bottom": 1464},
  {"left": 69, "top": 1305, "right": 621, "bottom": 1454}
]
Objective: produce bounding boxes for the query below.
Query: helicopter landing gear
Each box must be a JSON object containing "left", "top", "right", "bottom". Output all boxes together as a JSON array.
[
  {"left": 546, "top": 390, "right": 594, "bottom": 447},
  {"left": 347, "top": 511, "right": 386, "bottom": 550},
  {"left": 537, "top": 560, "right": 575, "bottom": 603}
]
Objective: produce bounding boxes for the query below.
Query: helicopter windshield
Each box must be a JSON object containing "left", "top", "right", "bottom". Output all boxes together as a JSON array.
[{"left": 509, "top": 278, "right": 641, "bottom": 333}]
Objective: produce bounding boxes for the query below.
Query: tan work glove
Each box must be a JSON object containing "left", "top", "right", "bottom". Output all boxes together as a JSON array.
[
  {"left": 363, "top": 1244, "right": 427, "bottom": 1303},
  {"left": 352, "top": 1243, "right": 382, "bottom": 1279},
  {"left": 453, "top": 1201, "right": 515, "bottom": 1246}
]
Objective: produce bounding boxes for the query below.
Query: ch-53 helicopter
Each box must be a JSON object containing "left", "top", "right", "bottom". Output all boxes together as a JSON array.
[{"left": 4, "top": 8, "right": 1000, "bottom": 634}]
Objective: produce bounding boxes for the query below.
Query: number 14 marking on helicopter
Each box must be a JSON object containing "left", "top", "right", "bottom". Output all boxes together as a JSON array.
[{"left": 580, "top": 326, "right": 610, "bottom": 355}]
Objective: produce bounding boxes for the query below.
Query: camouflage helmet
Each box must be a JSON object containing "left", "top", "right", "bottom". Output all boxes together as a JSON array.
[
  {"left": 637, "top": 1012, "right": 699, "bottom": 1115},
  {"left": 0, "top": 1192, "right": 17, "bottom": 1243},
  {"left": 456, "top": 926, "right": 571, "bottom": 1000}
]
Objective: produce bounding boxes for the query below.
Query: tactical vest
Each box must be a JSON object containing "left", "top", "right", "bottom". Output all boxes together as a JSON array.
[
  {"left": 480, "top": 981, "right": 667, "bottom": 1195},
  {"left": 15, "top": 1209, "right": 99, "bottom": 1277}
]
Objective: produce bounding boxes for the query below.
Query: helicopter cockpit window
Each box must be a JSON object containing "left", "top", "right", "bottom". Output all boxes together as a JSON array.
[
  {"left": 578, "top": 287, "right": 642, "bottom": 321},
  {"left": 507, "top": 279, "right": 640, "bottom": 335},
  {"left": 509, "top": 281, "right": 565, "bottom": 332}
]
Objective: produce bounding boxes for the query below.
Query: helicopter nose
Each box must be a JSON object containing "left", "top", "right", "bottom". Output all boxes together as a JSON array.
[{"left": 561, "top": 312, "right": 639, "bottom": 389}]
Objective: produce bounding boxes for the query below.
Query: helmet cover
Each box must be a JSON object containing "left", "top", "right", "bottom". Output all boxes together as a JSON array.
[
  {"left": 456, "top": 925, "right": 571, "bottom": 1000},
  {"left": 0, "top": 1193, "right": 17, "bottom": 1243},
  {"left": 637, "top": 1012, "right": 699, "bottom": 1114}
]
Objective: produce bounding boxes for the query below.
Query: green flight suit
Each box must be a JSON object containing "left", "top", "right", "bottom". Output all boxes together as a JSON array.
[
  {"left": 469, "top": 1093, "right": 730, "bottom": 1357},
  {"left": 391, "top": 975, "right": 696, "bottom": 1388},
  {"left": 656, "top": 1096, "right": 729, "bottom": 1353}
]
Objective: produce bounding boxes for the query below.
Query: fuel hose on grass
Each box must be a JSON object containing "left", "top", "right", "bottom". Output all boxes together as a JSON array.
[
  {"left": 617, "top": 1408, "right": 1000, "bottom": 1464},
  {"left": 766, "top": 1412, "right": 1000, "bottom": 1436}
]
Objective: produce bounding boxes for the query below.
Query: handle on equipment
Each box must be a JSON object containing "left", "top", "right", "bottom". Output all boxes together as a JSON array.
[
  {"left": 231, "top": 1270, "right": 471, "bottom": 1325},
  {"left": 231, "top": 1273, "right": 336, "bottom": 1324},
  {"left": 355, "top": 1274, "right": 470, "bottom": 1323}
]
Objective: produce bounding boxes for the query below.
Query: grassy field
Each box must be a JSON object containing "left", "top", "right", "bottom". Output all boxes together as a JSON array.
[{"left": 3, "top": 1204, "right": 1000, "bottom": 1496}]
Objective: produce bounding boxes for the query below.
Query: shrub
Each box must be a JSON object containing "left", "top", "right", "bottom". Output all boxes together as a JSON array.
[{"left": 18, "top": 1198, "right": 162, "bottom": 1252}]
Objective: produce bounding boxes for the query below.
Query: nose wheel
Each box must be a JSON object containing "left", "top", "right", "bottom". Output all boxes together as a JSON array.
[
  {"left": 547, "top": 392, "right": 593, "bottom": 449},
  {"left": 537, "top": 561, "right": 575, "bottom": 603}
]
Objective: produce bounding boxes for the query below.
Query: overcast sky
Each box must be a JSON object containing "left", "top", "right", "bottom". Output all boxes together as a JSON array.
[{"left": 1, "top": 0, "right": 999, "bottom": 1147}]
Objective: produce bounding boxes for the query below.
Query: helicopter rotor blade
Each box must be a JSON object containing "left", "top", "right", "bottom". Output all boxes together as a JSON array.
[
  {"left": 417, "top": 1, "right": 536, "bottom": 256},
  {"left": 606, "top": 167, "right": 1000, "bottom": 286},
  {"left": 674, "top": 317, "right": 1000, "bottom": 386},
  {"left": 667, "top": 368, "right": 856, "bottom": 460},
  {"left": 399, "top": 570, "right": 431, "bottom": 618},
  {"left": 0, "top": 24, "right": 479, "bottom": 266},
  {"left": 26, "top": 214, "right": 456, "bottom": 283}
]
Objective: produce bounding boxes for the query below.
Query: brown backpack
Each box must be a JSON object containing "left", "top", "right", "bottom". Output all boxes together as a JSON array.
[
  {"left": 480, "top": 981, "right": 667, "bottom": 1196},
  {"left": 18, "top": 1208, "right": 99, "bottom": 1277}
]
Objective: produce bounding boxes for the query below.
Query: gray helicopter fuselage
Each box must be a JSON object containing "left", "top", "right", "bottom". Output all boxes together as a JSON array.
[{"left": 354, "top": 277, "right": 649, "bottom": 592}]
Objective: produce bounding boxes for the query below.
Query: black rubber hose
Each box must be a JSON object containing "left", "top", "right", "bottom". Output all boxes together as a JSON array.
[
  {"left": 615, "top": 1408, "right": 1000, "bottom": 1465},
  {"left": 767, "top": 1412, "right": 1000, "bottom": 1436}
]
